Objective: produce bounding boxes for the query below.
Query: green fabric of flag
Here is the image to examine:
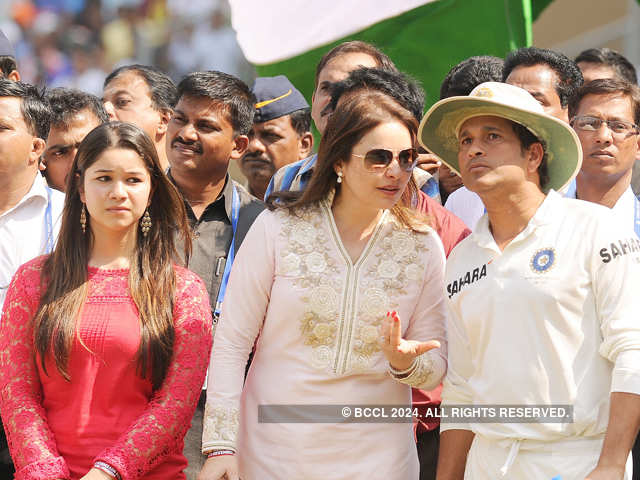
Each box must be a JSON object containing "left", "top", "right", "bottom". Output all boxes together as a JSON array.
[
  {"left": 531, "top": 0, "right": 555, "bottom": 21},
  {"left": 253, "top": 0, "right": 532, "bottom": 111}
]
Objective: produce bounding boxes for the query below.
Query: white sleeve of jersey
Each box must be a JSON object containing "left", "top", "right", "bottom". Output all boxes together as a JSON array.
[{"left": 592, "top": 217, "right": 640, "bottom": 395}]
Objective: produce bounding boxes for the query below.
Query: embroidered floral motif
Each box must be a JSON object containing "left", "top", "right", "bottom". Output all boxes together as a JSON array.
[
  {"left": 377, "top": 259, "right": 401, "bottom": 279},
  {"left": 281, "top": 253, "right": 301, "bottom": 275},
  {"left": 361, "top": 287, "right": 389, "bottom": 316},
  {"left": 300, "top": 312, "right": 337, "bottom": 348},
  {"left": 310, "top": 345, "right": 333, "bottom": 369},
  {"left": 391, "top": 231, "right": 416, "bottom": 259},
  {"left": 290, "top": 220, "right": 316, "bottom": 246},
  {"left": 367, "top": 223, "right": 427, "bottom": 296},
  {"left": 360, "top": 325, "right": 379, "bottom": 344},
  {"left": 305, "top": 252, "right": 327, "bottom": 273},
  {"left": 405, "top": 264, "right": 423, "bottom": 281},
  {"left": 308, "top": 285, "right": 339, "bottom": 317},
  {"left": 202, "top": 404, "right": 240, "bottom": 448},
  {"left": 278, "top": 208, "right": 342, "bottom": 373},
  {"left": 399, "top": 354, "right": 435, "bottom": 388},
  {"left": 278, "top": 206, "right": 428, "bottom": 375},
  {"left": 349, "top": 221, "right": 427, "bottom": 373}
]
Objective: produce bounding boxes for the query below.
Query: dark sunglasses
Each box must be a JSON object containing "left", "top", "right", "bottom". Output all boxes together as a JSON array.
[{"left": 351, "top": 148, "right": 418, "bottom": 172}]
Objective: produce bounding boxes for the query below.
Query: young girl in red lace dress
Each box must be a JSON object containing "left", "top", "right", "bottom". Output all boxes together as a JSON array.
[{"left": 0, "top": 122, "right": 213, "bottom": 480}]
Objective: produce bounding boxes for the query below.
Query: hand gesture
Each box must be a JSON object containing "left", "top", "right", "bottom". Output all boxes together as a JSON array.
[{"left": 379, "top": 311, "right": 440, "bottom": 372}]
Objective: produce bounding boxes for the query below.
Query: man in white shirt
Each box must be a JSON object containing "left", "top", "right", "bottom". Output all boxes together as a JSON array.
[
  {"left": 0, "top": 78, "right": 63, "bottom": 476},
  {"left": 567, "top": 78, "right": 640, "bottom": 230},
  {"left": 420, "top": 81, "right": 640, "bottom": 479},
  {"left": 567, "top": 77, "right": 640, "bottom": 479},
  {"left": 0, "top": 79, "right": 64, "bottom": 311}
]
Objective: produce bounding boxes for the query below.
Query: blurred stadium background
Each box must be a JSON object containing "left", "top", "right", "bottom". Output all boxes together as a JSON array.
[
  {"left": 0, "top": 0, "right": 254, "bottom": 93},
  {"left": 1, "top": 0, "right": 639, "bottom": 102}
]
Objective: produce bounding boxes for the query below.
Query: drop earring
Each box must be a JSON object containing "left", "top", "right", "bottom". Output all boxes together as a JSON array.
[
  {"left": 140, "top": 209, "right": 152, "bottom": 237},
  {"left": 336, "top": 172, "right": 343, "bottom": 184},
  {"left": 80, "top": 205, "right": 86, "bottom": 234}
]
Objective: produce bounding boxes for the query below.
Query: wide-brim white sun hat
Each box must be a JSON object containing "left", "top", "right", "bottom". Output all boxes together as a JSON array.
[{"left": 418, "top": 81, "right": 582, "bottom": 193}]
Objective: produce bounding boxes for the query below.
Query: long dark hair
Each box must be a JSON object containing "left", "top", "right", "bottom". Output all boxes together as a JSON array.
[
  {"left": 269, "top": 90, "right": 429, "bottom": 232},
  {"left": 33, "top": 121, "right": 191, "bottom": 390}
]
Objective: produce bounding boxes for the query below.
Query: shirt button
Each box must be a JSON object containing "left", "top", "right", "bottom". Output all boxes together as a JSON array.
[{"left": 192, "top": 231, "right": 200, "bottom": 239}]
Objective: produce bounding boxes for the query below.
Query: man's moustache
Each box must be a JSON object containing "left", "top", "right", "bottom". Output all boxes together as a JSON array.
[
  {"left": 243, "top": 154, "right": 270, "bottom": 163},
  {"left": 172, "top": 139, "right": 203, "bottom": 153}
]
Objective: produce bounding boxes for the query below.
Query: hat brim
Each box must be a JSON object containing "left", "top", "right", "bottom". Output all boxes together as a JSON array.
[{"left": 418, "top": 96, "right": 583, "bottom": 193}]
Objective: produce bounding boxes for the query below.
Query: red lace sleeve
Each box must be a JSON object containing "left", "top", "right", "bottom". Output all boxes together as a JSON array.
[
  {"left": 94, "top": 267, "right": 213, "bottom": 479},
  {"left": 0, "top": 258, "right": 71, "bottom": 480}
]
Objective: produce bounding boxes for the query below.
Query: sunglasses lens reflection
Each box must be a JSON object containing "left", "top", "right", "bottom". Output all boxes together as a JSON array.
[
  {"left": 363, "top": 149, "right": 416, "bottom": 172},
  {"left": 398, "top": 149, "right": 417, "bottom": 170},
  {"left": 364, "top": 149, "right": 393, "bottom": 168}
]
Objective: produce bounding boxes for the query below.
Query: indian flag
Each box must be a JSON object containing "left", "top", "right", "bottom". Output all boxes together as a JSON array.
[{"left": 228, "top": 0, "right": 538, "bottom": 108}]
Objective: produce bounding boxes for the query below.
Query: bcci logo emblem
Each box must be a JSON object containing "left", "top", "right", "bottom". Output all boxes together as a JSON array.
[
  {"left": 474, "top": 87, "right": 494, "bottom": 98},
  {"left": 530, "top": 248, "right": 556, "bottom": 274}
]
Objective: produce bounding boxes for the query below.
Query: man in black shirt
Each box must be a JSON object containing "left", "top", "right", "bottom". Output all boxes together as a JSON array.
[{"left": 166, "top": 70, "right": 264, "bottom": 479}]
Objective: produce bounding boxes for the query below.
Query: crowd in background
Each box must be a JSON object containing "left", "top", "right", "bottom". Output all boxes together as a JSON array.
[{"left": 0, "top": 0, "right": 253, "bottom": 94}]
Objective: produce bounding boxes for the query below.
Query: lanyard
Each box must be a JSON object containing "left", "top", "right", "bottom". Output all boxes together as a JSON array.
[
  {"left": 214, "top": 183, "right": 239, "bottom": 319},
  {"left": 44, "top": 186, "right": 54, "bottom": 254}
]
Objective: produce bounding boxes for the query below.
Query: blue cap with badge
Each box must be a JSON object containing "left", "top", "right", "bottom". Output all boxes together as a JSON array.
[{"left": 252, "top": 75, "right": 309, "bottom": 124}]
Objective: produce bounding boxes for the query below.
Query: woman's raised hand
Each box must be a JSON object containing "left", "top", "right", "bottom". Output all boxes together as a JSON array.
[{"left": 379, "top": 311, "right": 440, "bottom": 371}]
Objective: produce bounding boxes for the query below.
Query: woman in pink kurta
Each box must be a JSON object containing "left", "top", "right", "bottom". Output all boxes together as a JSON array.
[
  {"left": 0, "top": 122, "right": 213, "bottom": 480},
  {"left": 200, "top": 92, "right": 448, "bottom": 479}
]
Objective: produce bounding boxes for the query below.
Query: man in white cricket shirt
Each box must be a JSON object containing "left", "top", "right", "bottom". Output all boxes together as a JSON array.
[{"left": 420, "top": 82, "right": 640, "bottom": 479}]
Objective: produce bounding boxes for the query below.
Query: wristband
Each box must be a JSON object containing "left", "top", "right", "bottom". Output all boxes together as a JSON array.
[
  {"left": 207, "top": 449, "right": 236, "bottom": 458},
  {"left": 94, "top": 461, "right": 122, "bottom": 480}
]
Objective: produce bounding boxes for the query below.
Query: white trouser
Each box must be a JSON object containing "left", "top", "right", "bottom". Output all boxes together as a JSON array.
[{"left": 464, "top": 434, "right": 632, "bottom": 480}]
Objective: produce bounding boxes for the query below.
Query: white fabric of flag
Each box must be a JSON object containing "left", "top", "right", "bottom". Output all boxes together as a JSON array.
[{"left": 228, "top": 0, "right": 438, "bottom": 65}]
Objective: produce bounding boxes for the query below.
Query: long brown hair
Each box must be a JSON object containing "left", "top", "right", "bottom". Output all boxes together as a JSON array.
[
  {"left": 34, "top": 121, "right": 192, "bottom": 389},
  {"left": 269, "top": 90, "right": 429, "bottom": 232}
]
